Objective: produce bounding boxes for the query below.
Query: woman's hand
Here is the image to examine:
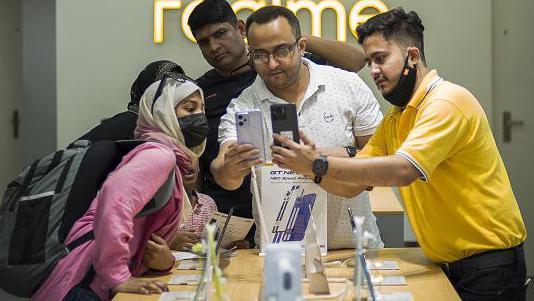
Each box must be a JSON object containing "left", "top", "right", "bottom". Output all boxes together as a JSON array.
[
  {"left": 143, "top": 234, "right": 175, "bottom": 271},
  {"left": 111, "top": 277, "right": 169, "bottom": 295},
  {"left": 171, "top": 231, "right": 200, "bottom": 251}
]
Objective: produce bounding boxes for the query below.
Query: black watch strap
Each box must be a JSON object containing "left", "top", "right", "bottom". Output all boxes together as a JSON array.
[{"left": 345, "top": 146, "right": 358, "bottom": 157}]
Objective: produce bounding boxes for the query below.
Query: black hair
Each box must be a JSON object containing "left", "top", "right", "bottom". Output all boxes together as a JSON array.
[
  {"left": 245, "top": 6, "right": 301, "bottom": 40},
  {"left": 128, "top": 60, "right": 185, "bottom": 112},
  {"left": 356, "top": 7, "right": 426, "bottom": 64},
  {"left": 188, "top": 0, "right": 238, "bottom": 34}
]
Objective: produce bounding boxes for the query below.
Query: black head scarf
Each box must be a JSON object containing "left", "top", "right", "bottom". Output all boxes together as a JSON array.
[{"left": 128, "top": 60, "right": 185, "bottom": 113}]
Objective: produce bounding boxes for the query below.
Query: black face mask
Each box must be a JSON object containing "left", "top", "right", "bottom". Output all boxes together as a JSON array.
[
  {"left": 177, "top": 113, "right": 209, "bottom": 148},
  {"left": 384, "top": 55, "right": 417, "bottom": 107}
]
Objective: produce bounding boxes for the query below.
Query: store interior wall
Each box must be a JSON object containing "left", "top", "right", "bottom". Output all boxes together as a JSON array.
[{"left": 1, "top": 0, "right": 531, "bottom": 299}]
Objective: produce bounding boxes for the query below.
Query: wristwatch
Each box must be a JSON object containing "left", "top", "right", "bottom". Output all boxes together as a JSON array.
[
  {"left": 345, "top": 146, "right": 358, "bottom": 158},
  {"left": 312, "top": 155, "right": 329, "bottom": 184}
]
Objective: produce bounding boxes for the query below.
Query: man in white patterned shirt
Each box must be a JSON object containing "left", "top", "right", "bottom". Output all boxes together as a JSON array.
[{"left": 211, "top": 6, "right": 384, "bottom": 248}]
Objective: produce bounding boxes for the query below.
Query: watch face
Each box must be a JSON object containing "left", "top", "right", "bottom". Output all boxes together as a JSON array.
[
  {"left": 319, "top": 160, "right": 327, "bottom": 171},
  {"left": 313, "top": 156, "right": 328, "bottom": 176}
]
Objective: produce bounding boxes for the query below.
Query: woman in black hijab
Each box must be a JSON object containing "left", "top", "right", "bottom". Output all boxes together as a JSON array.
[{"left": 69, "top": 60, "right": 185, "bottom": 148}]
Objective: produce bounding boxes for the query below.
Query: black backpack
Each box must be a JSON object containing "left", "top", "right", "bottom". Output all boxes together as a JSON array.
[{"left": 0, "top": 140, "right": 174, "bottom": 297}]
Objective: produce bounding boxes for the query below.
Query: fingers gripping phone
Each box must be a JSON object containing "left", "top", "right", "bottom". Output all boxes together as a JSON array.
[
  {"left": 270, "top": 104, "right": 300, "bottom": 147},
  {"left": 236, "top": 110, "right": 266, "bottom": 161}
]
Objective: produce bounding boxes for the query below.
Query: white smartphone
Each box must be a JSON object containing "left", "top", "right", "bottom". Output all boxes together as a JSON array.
[{"left": 236, "top": 110, "right": 266, "bottom": 161}]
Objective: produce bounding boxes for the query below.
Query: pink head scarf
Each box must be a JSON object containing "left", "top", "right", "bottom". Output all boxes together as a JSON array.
[{"left": 135, "top": 78, "right": 205, "bottom": 160}]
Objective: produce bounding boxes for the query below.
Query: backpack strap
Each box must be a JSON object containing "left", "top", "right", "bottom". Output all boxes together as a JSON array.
[
  {"left": 137, "top": 171, "right": 175, "bottom": 217},
  {"left": 20, "top": 160, "right": 39, "bottom": 196},
  {"left": 65, "top": 231, "right": 94, "bottom": 253},
  {"left": 55, "top": 156, "right": 75, "bottom": 193},
  {"left": 114, "top": 139, "right": 148, "bottom": 153},
  {"left": 45, "top": 151, "right": 64, "bottom": 174}
]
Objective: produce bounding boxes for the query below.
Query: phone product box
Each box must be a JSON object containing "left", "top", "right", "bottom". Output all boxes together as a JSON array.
[{"left": 259, "top": 165, "right": 327, "bottom": 254}]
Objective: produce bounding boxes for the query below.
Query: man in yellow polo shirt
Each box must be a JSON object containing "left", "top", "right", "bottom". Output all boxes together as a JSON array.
[{"left": 270, "top": 7, "right": 527, "bottom": 300}]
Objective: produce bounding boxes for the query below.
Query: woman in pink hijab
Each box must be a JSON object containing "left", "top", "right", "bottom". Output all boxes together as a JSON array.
[{"left": 33, "top": 74, "right": 208, "bottom": 301}]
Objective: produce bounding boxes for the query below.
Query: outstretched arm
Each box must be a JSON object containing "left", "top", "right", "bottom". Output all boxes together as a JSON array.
[
  {"left": 271, "top": 131, "right": 420, "bottom": 195},
  {"left": 305, "top": 35, "right": 366, "bottom": 72}
]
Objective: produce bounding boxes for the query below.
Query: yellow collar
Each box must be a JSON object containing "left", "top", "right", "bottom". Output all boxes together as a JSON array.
[{"left": 406, "top": 69, "right": 441, "bottom": 109}]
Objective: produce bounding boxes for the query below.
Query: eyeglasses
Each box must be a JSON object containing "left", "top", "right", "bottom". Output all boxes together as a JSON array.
[
  {"left": 249, "top": 40, "right": 299, "bottom": 65},
  {"left": 151, "top": 72, "right": 197, "bottom": 113}
]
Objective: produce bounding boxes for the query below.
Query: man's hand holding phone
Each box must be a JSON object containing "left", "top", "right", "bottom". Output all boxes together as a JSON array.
[
  {"left": 211, "top": 110, "right": 266, "bottom": 190},
  {"left": 224, "top": 142, "right": 263, "bottom": 179},
  {"left": 271, "top": 130, "right": 319, "bottom": 177}
]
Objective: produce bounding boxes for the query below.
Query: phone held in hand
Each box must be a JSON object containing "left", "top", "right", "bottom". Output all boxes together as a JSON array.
[
  {"left": 236, "top": 110, "right": 266, "bottom": 161},
  {"left": 270, "top": 103, "right": 299, "bottom": 147}
]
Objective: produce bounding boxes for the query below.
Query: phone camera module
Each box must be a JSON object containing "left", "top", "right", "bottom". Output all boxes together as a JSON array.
[{"left": 272, "top": 106, "right": 287, "bottom": 120}]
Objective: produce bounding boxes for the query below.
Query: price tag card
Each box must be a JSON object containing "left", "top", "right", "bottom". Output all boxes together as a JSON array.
[
  {"left": 159, "top": 291, "right": 195, "bottom": 301},
  {"left": 377, "top": 292, "right": 413, "bottom": 301},
  {"left": 176, "top": 260, "right": 201, "bottom": 270},
  {"left": 172, "top": 251, "right": 201, "bottom": 261},
  {"left": 367, "top": 260, "right": 400, "bottom": 270},
  {"left": 370, "top": 275, "right": 406, "bottom": 286},
  {"left": 168, "top": 275, "right": 201, "bottom": 285}
]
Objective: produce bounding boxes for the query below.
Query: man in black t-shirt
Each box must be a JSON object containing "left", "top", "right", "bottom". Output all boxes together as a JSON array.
[
  {"left": 195, "top": 68, "right": 256, "bottom": 220},
  {"left": 188, "top": 0, "right": 367, "bottom": 243}
]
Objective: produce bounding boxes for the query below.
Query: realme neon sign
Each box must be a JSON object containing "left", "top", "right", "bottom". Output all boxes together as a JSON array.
[{"left": 154, "top": 0, "right": 388, "bottom": 43}]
